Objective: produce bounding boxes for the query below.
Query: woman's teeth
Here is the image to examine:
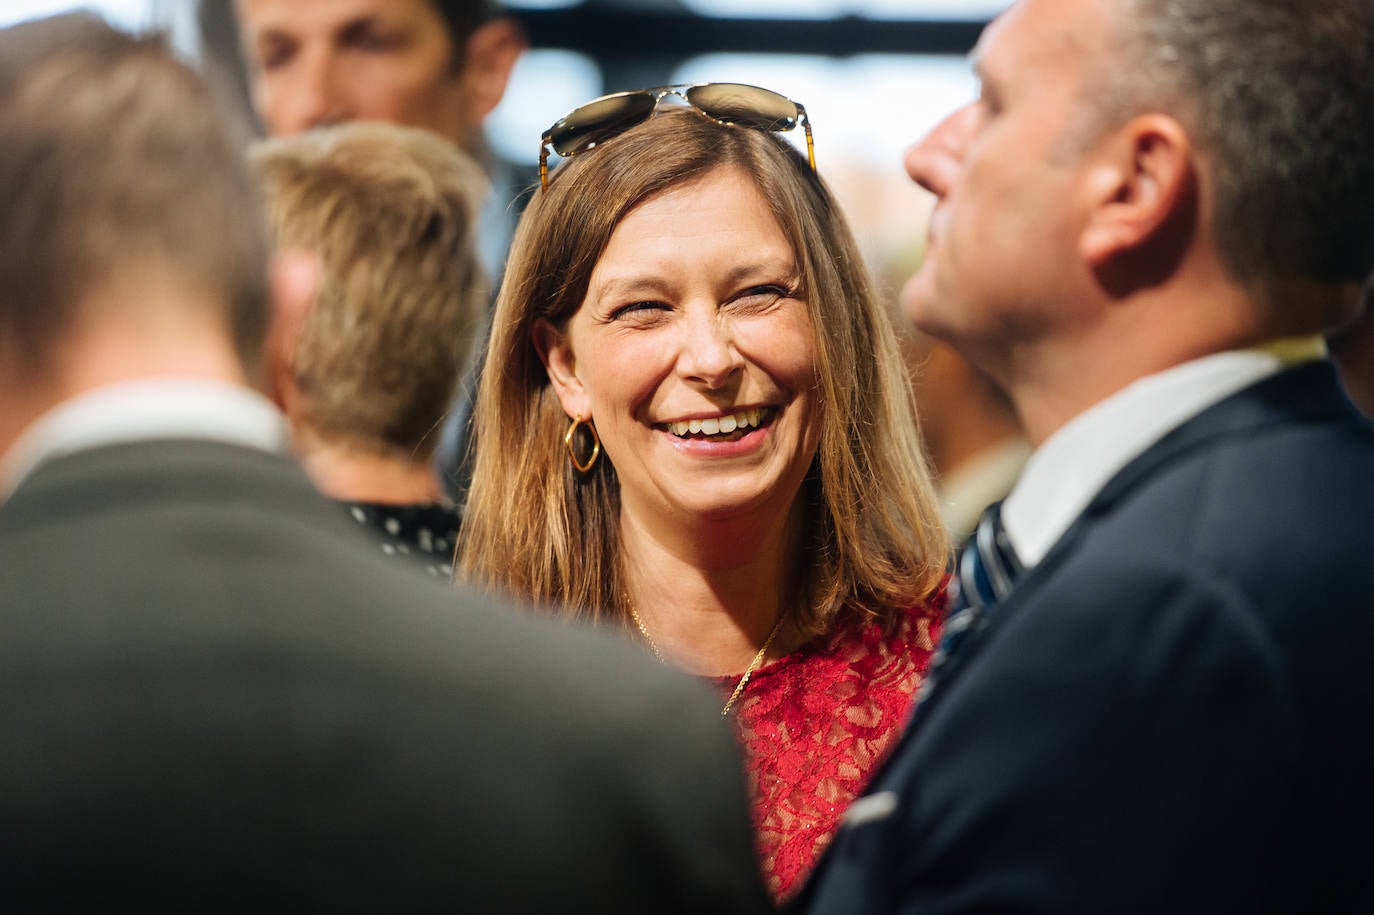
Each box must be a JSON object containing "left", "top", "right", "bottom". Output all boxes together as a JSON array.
[{"left": 667, "top": 408, "right": 767, "bottom": 438}]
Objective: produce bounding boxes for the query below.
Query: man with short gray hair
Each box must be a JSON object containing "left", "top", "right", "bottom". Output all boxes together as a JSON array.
[{"left": 806, "top": 0, "right": 1374, "bottom": 911}]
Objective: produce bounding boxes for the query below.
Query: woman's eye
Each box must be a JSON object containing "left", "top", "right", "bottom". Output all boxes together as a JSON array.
[
  {"left": 732, "top": 285, "right": 791, "bottom": 308},
  {"left": 609, "top": 301, "right": 670, "bottom": 321}
]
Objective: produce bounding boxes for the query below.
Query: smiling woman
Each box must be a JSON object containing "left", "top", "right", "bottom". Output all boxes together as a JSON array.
[
  {"left": 457, "top": 101, "right": 949, "bottom": 901},
  {"left": 537, "top": 167, "right": 823, "bottom": 539}
]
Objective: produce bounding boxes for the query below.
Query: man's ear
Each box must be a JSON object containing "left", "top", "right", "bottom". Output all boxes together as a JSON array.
[
  {"left": 1079, "top": 113, "right": 1194, "bottom": 266},
  {"left": 531, "top": 317, "right": 590, "bottom": 420},
  {"left": 457, "top": 18, "right": 526, "bottom": 126},
  {"left": 261, "top": 248, "right": 319, "bottom": 416}
]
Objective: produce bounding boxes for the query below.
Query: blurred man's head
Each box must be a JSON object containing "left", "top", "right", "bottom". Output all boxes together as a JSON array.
[
  {"left": 235, "top": 0, "right": 523, "bottom": 153},
  {"left": 0, "top": 13, "right": 272, "bottom": 386},
  {"left": 252, "top": 121, "right": 488, "bottom": 463}
]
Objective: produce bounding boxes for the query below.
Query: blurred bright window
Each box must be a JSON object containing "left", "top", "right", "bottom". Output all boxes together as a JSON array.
[
  {"left": 491, "top": 51, "right": 976, "bottom": 173},
  {"left": 0, "top": 0, "right": 155, "bottom": 29},
  {"left": 673, "top": 52, "right": 975, "bottom": 171},
  {"left": 680, "top": 0, "right": 1009, "bottom": 19},
  {"left": 487, "top": 49, "right": 604, "bottom": 165}
]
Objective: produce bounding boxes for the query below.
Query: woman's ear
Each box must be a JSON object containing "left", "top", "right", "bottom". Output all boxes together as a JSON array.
[
  {"left": 531, "top": 317, "right": 590, "bottom": 419},
  {"left": 1079, "top": 113, "right": 1194, "bottom": 266}
]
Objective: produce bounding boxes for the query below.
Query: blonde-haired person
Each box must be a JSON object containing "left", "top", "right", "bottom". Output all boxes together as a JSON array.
[
  {"left": 458, "top": 89, "right": 949, "bottom": 901},
  {"left": 253, "top": 121, "right": 486, "bottom": 576}
]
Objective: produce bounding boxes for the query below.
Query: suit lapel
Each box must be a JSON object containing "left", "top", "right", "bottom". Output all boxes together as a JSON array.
[{"left": 870, "top": 361, "right": 1357, "bottom": 782}]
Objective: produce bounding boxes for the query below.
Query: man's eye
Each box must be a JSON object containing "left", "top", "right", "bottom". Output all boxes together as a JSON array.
[
  {"left": 346, "top": 26, "right": 404, "bottom": 53},
  {"left": 978, "top": 85, "right": 1000, "bottom": 117},
  {"left": 257, "top": 41, "right": 295, "bottom": 71}
]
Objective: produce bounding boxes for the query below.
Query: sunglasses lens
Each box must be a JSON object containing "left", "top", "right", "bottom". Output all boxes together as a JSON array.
[
  {"left": 686, "top": 83, "right": 799, "bottom": 131},
  {"left": 548, "top": 92, "right": 659, "bottom": 156}
]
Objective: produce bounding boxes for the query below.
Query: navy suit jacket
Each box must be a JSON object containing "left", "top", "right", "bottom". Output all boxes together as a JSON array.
[{"left": 804, "top": 361, "right": 1374, "bottom": 914}]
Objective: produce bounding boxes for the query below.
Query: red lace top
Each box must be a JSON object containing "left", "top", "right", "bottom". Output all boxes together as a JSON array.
[{"left": 707, "top": 601, "right": 942, "bottom": 903}]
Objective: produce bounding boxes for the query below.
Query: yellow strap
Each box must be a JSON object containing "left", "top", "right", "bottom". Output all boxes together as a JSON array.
[{"left": 1255, "top": 335, "right": 1327, "bottom": 365}]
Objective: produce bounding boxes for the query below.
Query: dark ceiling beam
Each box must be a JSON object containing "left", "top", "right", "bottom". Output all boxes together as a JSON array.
[{"left": 512, "top": 9, "right": 987, "bottom": 58}]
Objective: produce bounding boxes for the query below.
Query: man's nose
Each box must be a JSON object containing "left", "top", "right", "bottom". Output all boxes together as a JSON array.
[
  {"left": 286, "top": 50, "right": 351, "bottom": 133},
  {"left": 903, "top": 103, "right": 979, "bottom": 198}
]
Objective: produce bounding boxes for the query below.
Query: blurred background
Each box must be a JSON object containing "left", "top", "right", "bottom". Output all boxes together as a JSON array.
[
  {"left": 3, "top": 0, "right": 1027, "bottom": 530},
  {"left": 1, "top": 0, "right": 1007, "bottom": 295}
]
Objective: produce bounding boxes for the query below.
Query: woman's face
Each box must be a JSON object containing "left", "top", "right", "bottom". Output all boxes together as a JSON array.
[{"left": 537, "top": 166, "right": 822, "bottom": 529}]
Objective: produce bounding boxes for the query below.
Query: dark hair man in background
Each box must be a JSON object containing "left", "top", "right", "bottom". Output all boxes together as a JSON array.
[
  {"left": 0, "top": 14, "right": 769, "bottom": 911},
  {"left": 233, "top": 0, "right": 522, "bottom": 156},
  {"left": 805, "top": 0, "right": 1374, "bottom": 912},
  {"left": 227, "top": 0, "right": 527, "bottom": 503}
]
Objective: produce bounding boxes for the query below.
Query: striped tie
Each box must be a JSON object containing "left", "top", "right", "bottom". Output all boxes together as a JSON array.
[{"left": 916, "top": 501, "right": 1023, "bottom": 705}]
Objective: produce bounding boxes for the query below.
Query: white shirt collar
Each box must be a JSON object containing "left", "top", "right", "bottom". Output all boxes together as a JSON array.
[
  {"left": 1001, "top": 338, "right": 1326, "bottom": 567},
  {"left": 1, "top": 378, "right": 288, "bottom": 500}
]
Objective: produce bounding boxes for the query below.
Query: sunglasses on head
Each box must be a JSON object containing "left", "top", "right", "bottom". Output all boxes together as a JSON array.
[{"left": 538, "top": 82, "right": 815, "bottom": 189}]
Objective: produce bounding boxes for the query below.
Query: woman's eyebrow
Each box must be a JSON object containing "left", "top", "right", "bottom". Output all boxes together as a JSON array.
[{"left": 588, "top": 275, "right": 675, "bottom": 303}]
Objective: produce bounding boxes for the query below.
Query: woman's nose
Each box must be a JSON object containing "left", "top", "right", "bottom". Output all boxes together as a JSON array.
[{"left": 676, "top": 313, "right": 743, "bottom": 389}]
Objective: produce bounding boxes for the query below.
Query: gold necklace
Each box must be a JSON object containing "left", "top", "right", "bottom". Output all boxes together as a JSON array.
[{"left": 628, "top": 606, "right": 784, "bottom": 718}]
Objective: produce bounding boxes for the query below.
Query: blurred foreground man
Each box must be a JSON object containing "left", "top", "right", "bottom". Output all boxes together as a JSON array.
[
  {"left": 805, "top": 0, "right": 1374, "bottom": 912},
  {"left": 0, "top": 15, "right": 768, "bottom": 913}
]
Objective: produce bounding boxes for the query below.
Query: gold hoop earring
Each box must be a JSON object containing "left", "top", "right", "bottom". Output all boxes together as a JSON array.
[{"left": 564, "top": 415, "right": 601, "bottom": 473}]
